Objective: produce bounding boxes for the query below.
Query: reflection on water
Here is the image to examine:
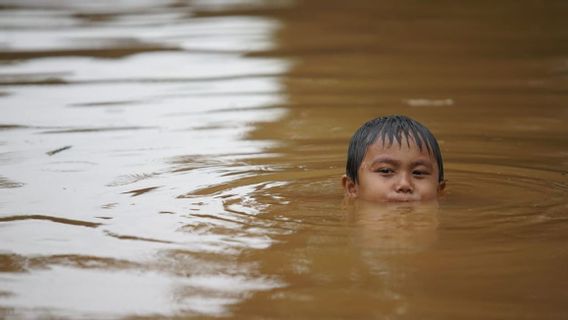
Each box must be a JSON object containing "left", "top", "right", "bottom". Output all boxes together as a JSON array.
[
  {"left": 2, "top": 0, "right": 568, "bottom": 319},
  {"left": 0, "top": 0, "right": 291, "bottom": 318},
  {"left": 349, "top": 201, "right": 440, "bottom": 253}
]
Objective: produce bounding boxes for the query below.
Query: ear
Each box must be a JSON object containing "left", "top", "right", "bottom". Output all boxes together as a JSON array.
[
  {"left": 438, "top": 179, "right": 447, "bottom": 194},
  {"left": 342, "top": 175, "right": 358, "bottom": 199}
]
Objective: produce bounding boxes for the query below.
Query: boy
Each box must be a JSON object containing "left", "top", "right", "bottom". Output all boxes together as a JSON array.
[{"left": 342, "top": 115, "right": 446, "bottom": 203}]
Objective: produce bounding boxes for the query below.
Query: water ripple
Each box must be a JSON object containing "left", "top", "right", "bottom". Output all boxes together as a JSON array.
[
  {"left": 0, "top": 176, "right": 24, "bottom": 189},
  {"left": 0, "top": 214, "right": 102, "bottom": 228}
]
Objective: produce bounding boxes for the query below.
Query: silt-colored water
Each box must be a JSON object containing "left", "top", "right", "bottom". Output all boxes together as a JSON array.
[{"left": 1, "top": 0, "right": 568, "bottom": 319}]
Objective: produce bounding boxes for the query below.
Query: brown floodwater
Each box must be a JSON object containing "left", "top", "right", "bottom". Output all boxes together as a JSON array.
[{"left": 1, "top": 0, "right": 568, "bottom": 319}]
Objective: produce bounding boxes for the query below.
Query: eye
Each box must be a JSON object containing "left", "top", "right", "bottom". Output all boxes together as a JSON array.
[
  {"left": 412, "top": 169, "right": 430, "bottom": 177},
  {"left": 375, "top": 167, "right": 394, "bottom": 175}
]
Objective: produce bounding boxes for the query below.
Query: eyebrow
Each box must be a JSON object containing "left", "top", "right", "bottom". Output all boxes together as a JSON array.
[
  {"left": 410, "top": 159, "right": 434, "bottom": 168},
  {"left": 370, "top": 157, "right": 434, "bottom": 168},
  {"left": 370, "top": 157, "right": 400, "bottom": 167}
]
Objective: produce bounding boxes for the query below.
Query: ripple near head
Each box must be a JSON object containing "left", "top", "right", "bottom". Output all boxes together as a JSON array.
[{"left": 441, "top": 161, "right": 568, "bottom": 235}]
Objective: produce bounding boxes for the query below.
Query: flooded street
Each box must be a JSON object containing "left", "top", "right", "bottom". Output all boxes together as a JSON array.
[{"left": 1, "top": 0, "right": 568, "bottom": 319}]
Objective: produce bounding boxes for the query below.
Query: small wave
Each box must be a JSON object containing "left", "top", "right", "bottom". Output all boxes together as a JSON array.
[
  {"left": 106, "top": 172, "right": 157, "bottom": 187},
  {"left": 0, "top": 253, "right": 141, "bottom": 273},
  {"left": 0, "top": 215, "right": 102, "bottom": 228},
  {"left": 103, "top": 231, "right": 174, "bottom": 244},
  {"left": 0, "top": 124, "right": 29, "bottom": 130},
  {"left": 0, "top": 176, "right": 24, "bottom": 189},
  {"left": 70, "top": 99, "right": 146, "bottom": 107},
  {"left": 121, "top": 186, "right": 160, "bottom": 197},
  {"left": 0, "top": 46, "right": 178, "bottom": 62},
  {"left": 41, "top": 126, "right": 157, "bottom": 134}
]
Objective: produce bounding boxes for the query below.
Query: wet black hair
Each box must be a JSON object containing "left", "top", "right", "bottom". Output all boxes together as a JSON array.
[{"left": 345, "top": 115, "right": 444, "bottom": 184}]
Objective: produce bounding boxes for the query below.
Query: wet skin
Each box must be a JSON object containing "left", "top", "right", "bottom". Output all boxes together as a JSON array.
[{"left": 343, "top": 137, "right": 445, "bottom": 203}]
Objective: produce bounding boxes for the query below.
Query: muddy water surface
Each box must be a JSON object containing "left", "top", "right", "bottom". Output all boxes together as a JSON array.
[{"left": 1, "top": 0, "right": 568, "bottom": 319}]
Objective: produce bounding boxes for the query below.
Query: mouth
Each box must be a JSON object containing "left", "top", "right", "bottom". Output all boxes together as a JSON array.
[{"left": 385, "top": 196, "right": 419, "bottom": 202}]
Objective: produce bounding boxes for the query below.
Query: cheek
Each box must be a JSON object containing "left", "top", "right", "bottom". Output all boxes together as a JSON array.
[
  {"left": 360, "top": 176, "right": 392, "bottom": 195},
  {"left": 417, "top": 180, "right": 440, "bottom": 197}
]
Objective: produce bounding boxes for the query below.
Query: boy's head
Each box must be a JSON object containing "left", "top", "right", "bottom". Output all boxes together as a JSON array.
[{"left": 342, "top": 115, "right": 445, "bottom": 203}]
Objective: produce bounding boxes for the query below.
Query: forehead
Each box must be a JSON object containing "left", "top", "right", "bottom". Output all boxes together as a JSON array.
[{"left": 365, "top": 135, "right": 435, "bottom": 161}]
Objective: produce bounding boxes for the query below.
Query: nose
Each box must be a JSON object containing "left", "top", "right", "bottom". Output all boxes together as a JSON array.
[{"left": 395, "top": 172, "right": 414, "bottom": 193}]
